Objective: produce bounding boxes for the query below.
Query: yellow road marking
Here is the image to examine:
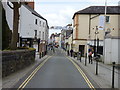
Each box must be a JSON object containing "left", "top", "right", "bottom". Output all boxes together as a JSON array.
[
  {"left": 66, "top": 56, "right": 95, "bottom": 90},
  {"left": 17, "top": 56, "right": 52, "bottom": 90}
]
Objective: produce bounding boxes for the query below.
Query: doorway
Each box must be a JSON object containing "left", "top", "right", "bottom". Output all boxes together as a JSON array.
[{"left": 79, "top": 45, "right": 85, "bottom": 57}]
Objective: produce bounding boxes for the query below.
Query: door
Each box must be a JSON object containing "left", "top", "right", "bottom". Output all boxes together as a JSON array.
[{"left": 79, "top": 45, "right": 85, "bottom": 57}]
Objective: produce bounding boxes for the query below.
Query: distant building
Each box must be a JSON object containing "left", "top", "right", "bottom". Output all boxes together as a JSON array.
[
  {"left": 49, "top": 33, "right": 61, "bottom": 47},
  {"left": 54, "top": 33, "right": 61, "bottom": 46},
  {"left": 61, "top": 26, "right": 73, "bottom": 50},
  {"left": 49, "top": 33, "right": 55, "bottom": 45},
  {"left": 73, "top": 6, "right": 120, "bottom": 63}
]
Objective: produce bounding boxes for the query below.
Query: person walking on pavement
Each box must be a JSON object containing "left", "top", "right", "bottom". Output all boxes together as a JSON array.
[
  {"left": 67, "top": 50, "right": 69, "bottom": 56},
  {"left": 70, "top": 49, "right": 73, "bottom": 57},
  {"left": 88, "top": 51, "right": 93, "bottom": 64},
  {"left": 78, "top": 51, "right": 81, "bottom": 62}
]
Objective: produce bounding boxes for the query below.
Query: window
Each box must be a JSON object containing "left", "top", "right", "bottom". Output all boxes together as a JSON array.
[
  {"left": 34, "top": 30, "right": 37, "bottom": 38},
  {"left": 35, "top": 19, "right": 37, "bottom": 25},
  {"left": 39, "top": 31, "right": 41, "bottom": 38},
  {"left": 43, "top": 22, "right": 44, "bottom": 27},
  {"left": 106, "top": 16, "right": 110, "bottom": 23},
  {"left": 40, "top": 21, "right": 41, "bottom": 26}
]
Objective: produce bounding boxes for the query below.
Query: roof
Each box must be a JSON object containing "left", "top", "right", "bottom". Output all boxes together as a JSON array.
[
  {"left": 73, "top": 6, "right": 120, "bottom": 19},
  {"left": 22, "top": 4, "right": 49, "bottom": 28}
]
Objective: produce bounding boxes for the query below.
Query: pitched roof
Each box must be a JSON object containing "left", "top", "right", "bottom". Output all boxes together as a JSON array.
[
  {"left": 73, "top": 6, "right": 120, "bottom": 19},
  {"left": 22, "top": 4, "right": 49, "bottom": 28}
]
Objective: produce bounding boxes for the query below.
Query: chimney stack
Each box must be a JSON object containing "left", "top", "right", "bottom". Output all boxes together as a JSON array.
[{"left": 26, "top": 0, "right": 34, "bottom": 9}]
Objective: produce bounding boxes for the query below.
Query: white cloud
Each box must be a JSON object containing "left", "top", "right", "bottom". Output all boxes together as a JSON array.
[
  {"left": 35, "top": 0, "right": 120, "bottom": 27},
  {"left": 36, "top": 6, "right": 77, "bottom": 26}
]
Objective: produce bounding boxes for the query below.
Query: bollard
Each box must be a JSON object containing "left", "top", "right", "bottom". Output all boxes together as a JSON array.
[
  {"left": 80, "top": 54, "right": 81, "bottom": 62},
  {"left": 77, "top": 52, "right": 79, "bottom": 60},
  {"left": 112, "top": 62, "right": 115, "bottom": 88},
  {"left": 74, "top": 52, "right": 75, "bottom": 58},
  {"left": 43, "top": 52, "right": 44, "bottom": 57},
  {"left": 96, "top": 59, "right": 98, "bottom": 75},
  {"left": 39, "top": 53, "right": 41, "bottom": 59},
  {"left": 85, "top": 53, "right": 87, "bottom": 66}
]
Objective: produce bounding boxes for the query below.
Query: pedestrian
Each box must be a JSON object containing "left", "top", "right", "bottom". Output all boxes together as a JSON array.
[
  {"left": 70, "top": 49, "right": 73, "bottom": 57},
  {"left": 88, "top": 51, "right": 92, "bottom": 64},
  {"left": 67, "top": 50, "right": 69, "bottom": 56},
  {"left": 78, "top": 51, "right": 81, "bottom": 61}
]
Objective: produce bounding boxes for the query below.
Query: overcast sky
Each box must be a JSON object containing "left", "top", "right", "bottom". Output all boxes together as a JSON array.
[{"left": 34, "top": 0, "right": 119, "bottom": 36}]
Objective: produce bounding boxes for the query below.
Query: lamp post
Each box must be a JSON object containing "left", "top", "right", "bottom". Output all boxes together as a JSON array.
[
  {"left": 103, "top": 0, "right": 107, "bottom": 61},
  {"left": 94, "top": 26, "right": 99, "bottom": 57}
]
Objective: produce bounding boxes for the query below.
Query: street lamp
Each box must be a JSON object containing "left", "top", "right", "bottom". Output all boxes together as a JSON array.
[
  {"left": 103, "top": 0, "right": 107, "bottom": 61},
  {"left": 94, "top": 26, "right": 99, "bottom": 57}
]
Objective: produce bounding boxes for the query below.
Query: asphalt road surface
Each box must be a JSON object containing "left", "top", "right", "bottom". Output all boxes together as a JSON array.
[{"left": 17, "top": 48, "right": 95, "bottom": 89}]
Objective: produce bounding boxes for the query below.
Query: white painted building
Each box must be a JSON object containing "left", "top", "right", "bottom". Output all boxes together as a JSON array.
[
  {"left": 104, "top": 3, "right": 120, "bottom": 64},
  {"left": 2, "top": 1, "right": 49, "bottom": 52},
  {"left": 19, "top": 4, "right": 49, "bottom": 48},
  {"left": 19, "top": 4, "right": 48, "bottom": 40},
  {"left": 104, "top": 36, "right": 119, "bottom": 64}
]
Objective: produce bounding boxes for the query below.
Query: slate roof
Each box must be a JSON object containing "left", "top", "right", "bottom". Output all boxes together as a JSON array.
[{"left": 73, "top": 6, "right": 120, "bottom": 19}]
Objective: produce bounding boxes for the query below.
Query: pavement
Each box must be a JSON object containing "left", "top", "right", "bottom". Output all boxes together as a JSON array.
[{"left": 66, "top": 51, "right": 120, "bottom": 88}]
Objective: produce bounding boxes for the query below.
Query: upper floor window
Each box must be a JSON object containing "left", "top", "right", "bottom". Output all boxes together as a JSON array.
[
  {"left": 35, "top": 19, "right": 37, "bottom": 25},
  {"left": 40, "top": 21, "right": 41, "bottom": 26},
  {"left": 39, "top": 31, "right": 41, "bottom": 38},
  {"left": 43, "top": 22, "right": 44, "bottom": 27},
  {"left": 34, "top": 30, "right": 37, "bottom": 38}
]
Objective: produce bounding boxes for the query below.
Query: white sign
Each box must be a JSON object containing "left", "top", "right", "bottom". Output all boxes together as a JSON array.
[{"left": 98, "top": 16, "right": 105, "bottom": 30}]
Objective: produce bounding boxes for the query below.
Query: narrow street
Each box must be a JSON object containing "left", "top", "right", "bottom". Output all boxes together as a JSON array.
[{"left": 16, "top": 49, "right": 95, "bottom": 89}]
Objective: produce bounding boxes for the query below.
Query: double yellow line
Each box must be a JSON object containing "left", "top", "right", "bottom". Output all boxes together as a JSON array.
[
  {"left": 66, "top": 57, "right": 95, "bottom": 90},
  {"left": 17, "top": 56, "right": 52, "bottom": 90}
]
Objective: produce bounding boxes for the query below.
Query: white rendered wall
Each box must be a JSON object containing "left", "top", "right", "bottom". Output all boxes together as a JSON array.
[
  {"left": 2, "top": 1, "right": 13, "bottom": 31},
  {"left": 105, "top": 38, "right": 119, "bottom": 64},
  {"left": 2, "top": 2, "right": 48, "bottom": 41},
  {"left": 20, "top": 5, "right": 47, "bottom": 40}
]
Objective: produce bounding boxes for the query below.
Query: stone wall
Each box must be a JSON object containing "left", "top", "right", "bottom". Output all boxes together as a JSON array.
[{"left": 2, "top": 49, "right": 35, "bottom": 77}]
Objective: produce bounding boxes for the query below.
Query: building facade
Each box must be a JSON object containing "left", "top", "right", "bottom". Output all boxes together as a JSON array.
[
  {"left": 61, "top": 26, "right": 73, "bottom": 50},
  {"left": 2, "top": 1, "right": 49, "bottom": 55},
  {"left": 73, "top": 6, "right": 120, "bottom": 62}
]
